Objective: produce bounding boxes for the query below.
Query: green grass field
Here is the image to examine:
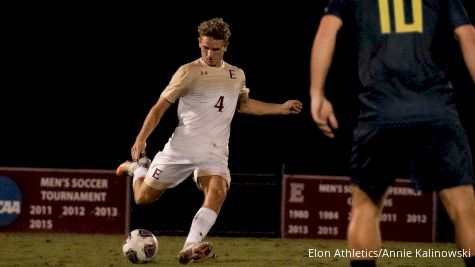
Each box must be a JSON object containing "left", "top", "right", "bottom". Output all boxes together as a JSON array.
[{"left": 0, "top": 232, "right": 467, "bottom": 266}]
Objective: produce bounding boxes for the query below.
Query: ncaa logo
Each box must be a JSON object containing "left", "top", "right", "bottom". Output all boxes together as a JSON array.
[{"left": 0, "top": 176, "right": 22, "bottom": 227}]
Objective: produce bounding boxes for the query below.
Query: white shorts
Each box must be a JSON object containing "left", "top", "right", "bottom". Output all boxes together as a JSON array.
[{"left": 143, "top": 151, "right": 231, "bottom": 191}]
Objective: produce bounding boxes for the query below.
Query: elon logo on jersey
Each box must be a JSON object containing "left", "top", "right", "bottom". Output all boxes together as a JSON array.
[
  {"left": 152, "top": 168, "right": 163, "bottom": 180},
  {"left": 229, "top": 70, "right": 236, "bottom": 79}
]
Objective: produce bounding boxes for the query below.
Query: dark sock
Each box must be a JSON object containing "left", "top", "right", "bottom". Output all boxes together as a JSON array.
[
  {"left": 465, "top": 256, "right": 475, "bottom": 267},
  {"left": 350, "top": 259, "right": 376, "bottom": 267}
]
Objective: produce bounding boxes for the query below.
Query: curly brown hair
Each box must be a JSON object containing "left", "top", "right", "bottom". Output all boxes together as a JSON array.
[{"left": 198, "top": 17, "right": 231, "bottom": 44}]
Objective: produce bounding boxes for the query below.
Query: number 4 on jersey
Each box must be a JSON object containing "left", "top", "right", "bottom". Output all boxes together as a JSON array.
[{"left": 215, "top": 96, "right": 224, "bottom": 112}]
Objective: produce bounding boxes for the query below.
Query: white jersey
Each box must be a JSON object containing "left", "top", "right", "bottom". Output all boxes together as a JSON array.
[{"left": 159, "top": 58, "right": 250, "bottom": 163}]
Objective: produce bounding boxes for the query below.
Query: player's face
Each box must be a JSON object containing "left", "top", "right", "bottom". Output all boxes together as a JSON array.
[{"left": 199, "top": 36, "right": 227, "bottom": 67}]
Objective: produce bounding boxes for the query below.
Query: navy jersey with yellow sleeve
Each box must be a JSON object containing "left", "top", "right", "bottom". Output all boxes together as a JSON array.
[{"left": 325, "top": 0, "right": 472, "bottom": 125}]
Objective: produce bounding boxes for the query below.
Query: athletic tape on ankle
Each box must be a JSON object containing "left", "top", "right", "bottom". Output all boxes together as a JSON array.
[{"left": 132, "top": 167, "right": 147, "bottom": 188}]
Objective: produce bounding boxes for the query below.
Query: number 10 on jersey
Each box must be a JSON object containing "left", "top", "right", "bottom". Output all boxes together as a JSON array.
[{"left": 378, "top": 0, "right": 423, "bottom": 34}]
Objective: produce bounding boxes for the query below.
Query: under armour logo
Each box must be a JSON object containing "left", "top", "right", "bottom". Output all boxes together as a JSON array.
[{"left": 201, "top": 71, "right": 208, "bottom": 75}]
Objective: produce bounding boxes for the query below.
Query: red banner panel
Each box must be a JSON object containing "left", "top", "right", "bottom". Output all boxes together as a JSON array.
[
  {"left": 0, "top": 167, "right": 129, "bottom": 234},
  {"left": 281, "top": 175, "right": 436, "bottom": 242}
]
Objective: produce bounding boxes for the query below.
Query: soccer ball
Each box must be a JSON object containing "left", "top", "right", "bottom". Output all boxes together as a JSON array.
[{"left": 122, "top": 229, "right": 159, "bottom": 263}]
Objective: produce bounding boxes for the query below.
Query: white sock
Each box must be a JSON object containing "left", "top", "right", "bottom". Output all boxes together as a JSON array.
[
  {"left": 184, "top": 207, "right": 217, "bottom": 248},
  {"left": 132, "top": 166, "right": 147, "bottom": 189}
]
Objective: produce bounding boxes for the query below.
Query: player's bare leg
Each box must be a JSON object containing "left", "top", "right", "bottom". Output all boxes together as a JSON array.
[
  {"left": 347, "top": 186, "right": 386, "bottom": 264},
  {"left": 178, "top": 175, "right": 227, "bottom": 264},
  {"left": 438, "top": 185, "right": 475, "bottom": 255},
  {"left": 133, "top": 180, "right": 165, "bottom": 205},
  {"left": 199, "top": 175, "right": 228, "bottom": 213},
  {"left": 116, "top": 157, "right": 164, "bottom": 204}
]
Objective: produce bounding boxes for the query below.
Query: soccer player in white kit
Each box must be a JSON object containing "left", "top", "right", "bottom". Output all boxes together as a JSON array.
[{"left": 116, "top": 17, "right": 303, "bottom": 264}]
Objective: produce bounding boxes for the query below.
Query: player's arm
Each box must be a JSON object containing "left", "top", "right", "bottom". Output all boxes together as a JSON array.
[
  {"left": 131, "top": 97, "right": 172, "bottom": 161},
  {"left": 454, "top": 24, "right": 475, "bottom": 83},
  {"left": 310, "top": 15, "right": 342, "bottom": 138},
  {"left": 237, "top": 98, "right": 302, "bottom": 115},
  {"left": 130, "top": 65, "right": 189, "bottom": 160}
]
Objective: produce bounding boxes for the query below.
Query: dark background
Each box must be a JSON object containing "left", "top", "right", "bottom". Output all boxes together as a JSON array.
[
  {"left": 2, "top": 2, "right": 474, "bottom": 177},
  {"left": 1, "top": 1, "right": 474, "bottom": 240}
]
